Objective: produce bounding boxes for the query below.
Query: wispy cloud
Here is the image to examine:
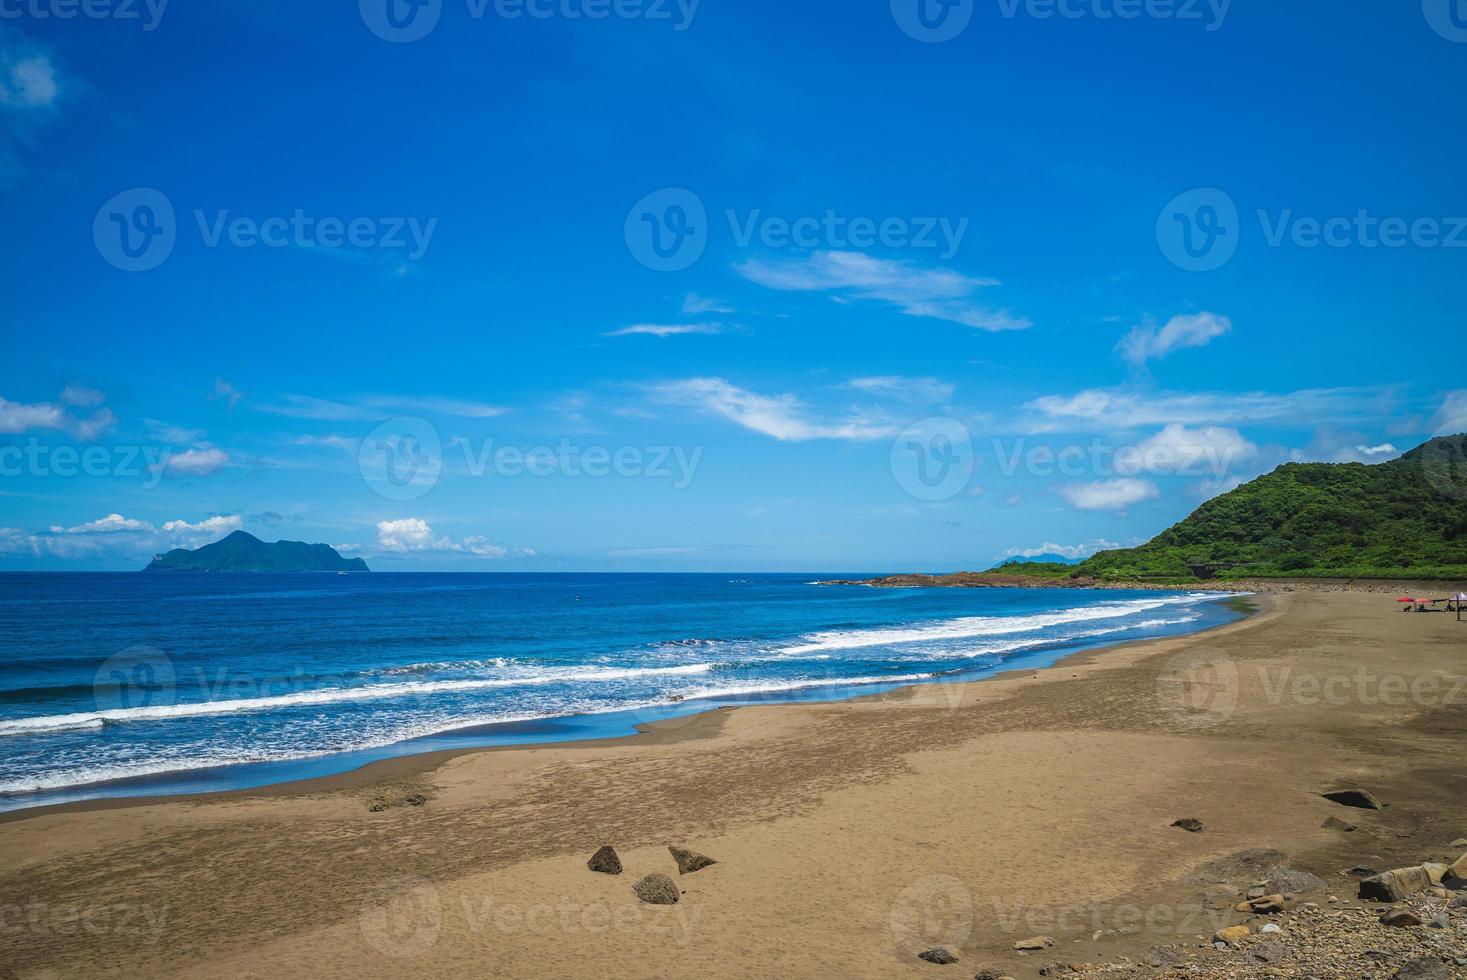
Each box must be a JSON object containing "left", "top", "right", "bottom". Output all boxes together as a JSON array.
[
  {"left": 843, "top": 376, "right": 955, "bottom": 404},
  {"left": 682, "top": 293, "right": 734, "bottom": 315},
  {"left": 260, "top": 394, "right": 508, "bottom": 421},
  {"left": 163, "top": 447, "right": 230, "bottom": 476},
  {"left": 1118, "top": 312, "right": 1231, "bottom": 366},
  {"left": 605, "top": 322, "right": 724, "bottom": 338},
  {"left": 0, "top": 391, "right": 116, "bottom": 441},
  {"left": 1, "top": 513, "right": 242, "bottom": 560},
  {"left": 647, "top": 377, "right": 898, "bottom": 442},
  {"left": 1022, "top": 386, "right": 1382, "bottom": 434},
  {"left": 736, "top": 251, "right": 1030, "bottom": 332}
]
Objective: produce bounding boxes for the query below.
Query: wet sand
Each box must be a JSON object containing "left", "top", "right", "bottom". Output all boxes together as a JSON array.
[{"left": 2, "top": 591, "right": 1465, "bottom": 978}]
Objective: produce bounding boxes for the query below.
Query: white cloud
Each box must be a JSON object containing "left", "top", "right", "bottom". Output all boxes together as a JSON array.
[
  {"left": 1022, "top": 386, "right": 1379, "bottom": 434},
  {"left": 0, "top": 52, "right": 57, "bottom": 109},
  {"left": 60, "top": 514, "right": 153, "bottom": 534},
  {"left": 1059, "top": 478, "right": 1159, "bottom": 512},
  {"left": 375, "top": 518, "right": 527, "bottom": 559},
  {"left": 1119, "top": 312, "right": 1232, "bottom": 365},
  {"left": 164, "top": 447, "right": 229, "bottom": 476},
  {"left": 0, "top": 393, "right": 116, "bottom": 441},
  {"left": 59, "top": 384, "right": 105, "bottom": 407},
  {"left": 162, "top": 515, "right": 242, "bottom": 535},
  {"left": 1133, "top": 423, "right": 1257, "bottom": 475},
  {"left": 0, "top": 512, "right": 243, "bottom": 560},
  {"left": 682, "top": 293, "right": 733, "bottom": 315},
  {"left": 646, "top": 377, "right": 897, "bottom": 442},
  {"left": 0, "top": 395, "right": 66, "bottom": 433},
  {"left": 376, "top": 518, "right": 453, "bottom": 552},
  {"left": 1354, "top": 443, "right": 1398, "bottom": 458},
  {"left": 736, "top": 251, "right": 1030, "bottom": 332},
  {"left": 844, "top": 376, "right": 955, "bottom": 404},
  {"left": 605, "top": 323, "right": 723, "bottom": 338}
]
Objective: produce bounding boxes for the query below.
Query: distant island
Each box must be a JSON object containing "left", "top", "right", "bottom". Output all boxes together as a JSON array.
[
  {"left": 832, "top": 434, "right": 1467, "bottom": 588},
  {"left": 145, "top": 531, "right": 369, "bottom": 573}
]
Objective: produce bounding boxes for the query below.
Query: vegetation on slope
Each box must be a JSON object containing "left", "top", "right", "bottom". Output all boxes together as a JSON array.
[{"left": 1076, "top": 436, "right": 1467, "bottom": 582}]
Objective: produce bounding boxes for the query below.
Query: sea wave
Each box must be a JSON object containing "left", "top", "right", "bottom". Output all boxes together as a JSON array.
[
  {"left": 778, "top": 594, "right": 1227, "bottom": 655},
  {"left": 0, "top": 663, "right": 717, "bottom": 737}
]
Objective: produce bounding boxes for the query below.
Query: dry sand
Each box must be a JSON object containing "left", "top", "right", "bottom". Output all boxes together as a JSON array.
[{"left": 2, "top": 592, "right": 1465, "bottom": 978}]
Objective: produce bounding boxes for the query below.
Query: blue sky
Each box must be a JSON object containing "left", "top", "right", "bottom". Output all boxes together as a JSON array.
[{"left": 2, "top": 1, "right": 1465, "bottom": 571}]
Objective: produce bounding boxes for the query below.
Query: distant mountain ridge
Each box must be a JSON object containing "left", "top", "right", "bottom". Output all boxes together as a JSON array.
[
  {"left": 145, "top": 531, "right": 369, "bottom": 573},
  {"left": 1078, "top": 435, "right": 1467, "bottom": 581}
]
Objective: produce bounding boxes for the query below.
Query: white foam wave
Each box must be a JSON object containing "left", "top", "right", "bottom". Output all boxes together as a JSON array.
[
  {"left": 0, "top": 663, "right": 715, "bottom": 737},
  {"left": 779, "top": 594, "right": 1227, "bottom": 656}
]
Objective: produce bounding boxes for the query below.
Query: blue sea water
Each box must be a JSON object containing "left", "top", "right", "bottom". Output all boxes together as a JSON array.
[{"left": 0, "top": 573, "right": 1246, "bottom": 812}]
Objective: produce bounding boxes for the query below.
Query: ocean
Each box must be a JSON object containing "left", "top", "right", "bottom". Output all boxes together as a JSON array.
[{"left": 0, "top": 573, "right": 1246, "bottom": 812}]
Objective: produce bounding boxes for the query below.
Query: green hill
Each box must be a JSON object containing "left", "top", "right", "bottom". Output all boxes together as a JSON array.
[
  {"left": 1078, "top": 435, "right": 1467, "bottom": 582},
  {"left": 145, "top": 531, "right": 370, "bottom": 573}
]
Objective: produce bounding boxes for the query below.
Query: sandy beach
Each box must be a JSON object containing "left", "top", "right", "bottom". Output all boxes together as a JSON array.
[{"left": 3, "top": 590, "right": 1465, "bottom": 978}]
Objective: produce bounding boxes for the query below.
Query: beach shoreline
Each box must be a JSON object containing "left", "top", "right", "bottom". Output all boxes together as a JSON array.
[
  {"left": 0, "top": 589, "right": 1254, "bottom": 823},
  {"left": 3, "top": 588, "right": 1464, "bottom": 978}
]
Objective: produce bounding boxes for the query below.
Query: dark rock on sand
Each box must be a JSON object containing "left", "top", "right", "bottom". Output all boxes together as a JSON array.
[
  {"left": 1245, "top": 940, "right": 1288, "bottom": 965},
  {"left": 587, "top": 845, "right": 623, "bottom": 875},
  {"left": 1360, "top": 866, "right": 1433, "bottom": 902},
  {"left": 1394, "top": 959, "right": 1452, "bottom": 980},
  {"left": 1267, "top": 866, "right": 1326, "bottom": 894},
  {"left": 1379, "top": 908, "right": 1424, "bottom": 927},
  {"left": 1345, "top": 865, "right": 1379, "bottom": 877},
  {"left": 404, "top": 793, "right": 426, "bottom": 806},
  {"left": 972, "top": 970, "right": 1005, "bottom": 980},
  {"left": 917, "top": 948, "right": 959, "bottom": 964},
  {"left": 632, "top": 873, "right": 680, "bottom": 905},
  {"left": 1170, "top": 818, "right": 1204, "bottom": 833},
  {"left": 1322, "top": 789, "right": 1383, "bottom": 810},
  {"left": 1321, "top": 815, "right": 1357, "bottom": 832},
  {"left": 669, "top": 845, "right": 717, "bottom": 875}
]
